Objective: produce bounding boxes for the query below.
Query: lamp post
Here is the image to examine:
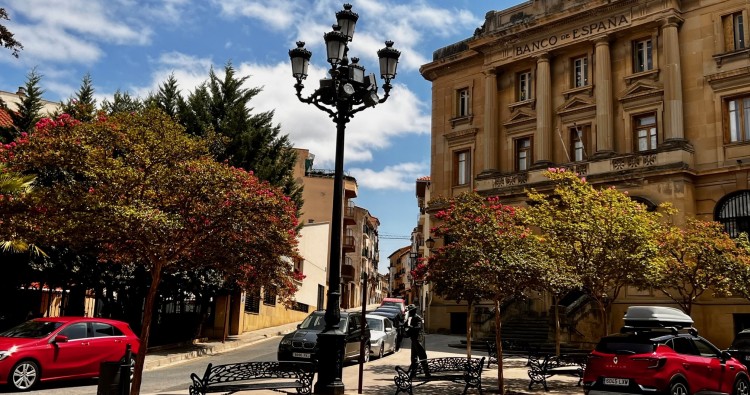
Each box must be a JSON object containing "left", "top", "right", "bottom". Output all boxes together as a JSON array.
[{"left": 289, "top": 4, "right": 399, "bottom": 394}]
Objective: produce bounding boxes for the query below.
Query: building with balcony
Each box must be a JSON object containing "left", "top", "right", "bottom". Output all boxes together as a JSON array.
[
  {"left": 420, "top": 0, "right": 750, "bottom": 346},
  {"left": 341, "top": 207, "right": 380, "bottom": 308},
  {"left": 388, "top": 246, "right": 411, "bottom": 302}
]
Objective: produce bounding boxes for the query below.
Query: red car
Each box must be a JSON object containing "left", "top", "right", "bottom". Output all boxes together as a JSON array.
[
  {"left": 584, "top": 306, "right": 749, "bottom": 395},
  {"left": 0, "top": 316, "right": 141, "bottom": 391}
]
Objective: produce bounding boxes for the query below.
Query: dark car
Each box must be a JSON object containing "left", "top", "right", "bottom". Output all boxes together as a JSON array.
[
  {"left": 277, "top": 310, "right": 371, "bottom": 364},
  {"left": 0, "top": 317, "right": 141, "bottom": 391},
  {"left": 728, "top": 329, "right": 750, "bottom": 368},
  {"left": 583, "top": 306, "right": 749, "bottom": 395}
]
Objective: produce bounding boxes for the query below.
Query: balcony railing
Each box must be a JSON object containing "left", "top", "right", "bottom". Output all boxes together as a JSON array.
[{"left": 343, "top": 235, "right": 355, "bottom": 252}]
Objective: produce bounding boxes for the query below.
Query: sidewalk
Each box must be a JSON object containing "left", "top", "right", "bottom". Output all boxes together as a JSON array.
[{"left": 142, "top": 320, "right": 585, "bottom": 395}]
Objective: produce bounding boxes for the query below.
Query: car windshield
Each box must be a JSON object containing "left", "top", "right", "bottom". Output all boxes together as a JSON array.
[
  {"left": 595, "top": 336, "right": 656, "bottom": 355},
  {"left": 367, "top": 318, "right": 383, "bottom": 331},
  {"left": 732, "top": 334, "right": 750, "bottom": 349},
  {"left": 382, "top": 301, "right": 403, "bottom": 309},
  {"left": 299, "top": 313, "right": 347, "bottom": 330},
  {"left": 0, "top": 320, "right": 64, "bottom": 338}
]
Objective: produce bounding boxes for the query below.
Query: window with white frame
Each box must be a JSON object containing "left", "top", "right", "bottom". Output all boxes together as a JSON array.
[
  {"left": 457, "top": 88, "right": 469, "bottom": 117},
  {"left": 572, "top": 56, "right": 588, "bottom": 88},
  {"left": 516, "top": 137, "right": 532, "bottom": 171},
  {"left": 570, "top": 125, "right": 588, "bottom": 162},
  {"left": 727, "top": 95, "right": 750, "bottom": 143},
  {"left": 518, "top": 71, "right": 532, "bottom": 101},
  {"left": 454, "top": 150, "right": 471, "bottom": 186},
  {"left": 634, "top": 113, "right": 658, "bottom": 151},
  {"left": 633, "top": 38, "right": 653, "bottom": 73}
]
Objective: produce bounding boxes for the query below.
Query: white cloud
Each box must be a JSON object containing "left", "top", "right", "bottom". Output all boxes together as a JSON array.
[
  {"left": 349, "top": 162, "right": 429, "bottom": 191},
  {"left": 211, "top": 0, "right": 481, "bottom": 73},
  {"left": 3, "top": 0, "right": 152, "bottom": 66}
]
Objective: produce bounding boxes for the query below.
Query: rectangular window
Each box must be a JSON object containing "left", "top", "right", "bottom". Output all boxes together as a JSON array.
[
  {"left": 263, "top": 288, "right": 276, "bottom": 306},
  {"left": 516, "top": 137, "right": 532, "bottom": 171},
  {"left": 570, "top": 126, "right": 587, "bottom": 162},
  {"left": 572, "top": 56, "right": 589, "bottom": 87},
  {"left": 724, "top": 12, "right": 747, "bottom": 52},
  {"left": 634, "top": 113, "right": 658, "bottom": 151},
  {"left": 293, "top": 257, "right": 304, "bottom": 275},
  {"left": 518, "top": 71, "right": 532, "bottom": 101},
  {"left": 244, "top": 290, "right": 260, "bottom": 314},
  {"left": 457, "top": 88, "right": 469, "bottom": 117},
  {"left": 454, "top": 150, "right": 471, "bottom": 186},
  {"left": 728, "top": 96, "right": 750, "bottom": 143},
  {"left": 633, "top": 39, "right": 653, "bottom": 72}
]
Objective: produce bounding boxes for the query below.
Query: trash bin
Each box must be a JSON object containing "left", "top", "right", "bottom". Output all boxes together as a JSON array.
[{"left": 97, "top": 361, "right": 129, "bottom": 395}]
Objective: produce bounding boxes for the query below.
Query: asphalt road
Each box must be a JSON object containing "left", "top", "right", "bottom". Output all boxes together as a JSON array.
[{"left": 0, "top": 337, "right": 281, "bottom": 394}]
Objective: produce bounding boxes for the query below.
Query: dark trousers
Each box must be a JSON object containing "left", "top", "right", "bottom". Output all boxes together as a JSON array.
[{"left": 409, "top": 335, "right": 429, "bottom": 376}]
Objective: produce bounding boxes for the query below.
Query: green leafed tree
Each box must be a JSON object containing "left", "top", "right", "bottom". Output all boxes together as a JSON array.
[
  {"left": 100, "top": 90, "right": 144, "bottom": 115},
  {"left": 0, "top": 109, "right": 300, "bottom": 395},
  {"left": 176, "top": 63, "right": 303, "bottom": 220},
  {"left": 0, "top": 8, "right": 22, "bottom": 58},
  {"left": 523, "top": 169, "right": 661, "bottom": 336},
  {"left": 145, "top": 73, "right": 190, "bottom": 120},
  {"left": 60, "top": 73, "right": 97, "bottom": 122},
  {"left": 648, "top": 217, "right": 748, "bottom": 315},
  {"left": 428, "top": 191, "right": 542, "bottom": 392},
  {"left": 1, "top": 69, "right": 45, "bottom": 142}
]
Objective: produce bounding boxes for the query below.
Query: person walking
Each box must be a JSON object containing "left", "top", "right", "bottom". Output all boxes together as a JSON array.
[{"left": 405, "top": 304, "right": 429, "bottom": 377}]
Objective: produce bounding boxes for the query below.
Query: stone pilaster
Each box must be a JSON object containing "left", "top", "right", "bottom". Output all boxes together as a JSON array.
[
  {"left": 594, "top": 36, "right": 614, "bottom": 157},
  {"left": 663, "top": 17, "right": 685, "bottom": 142},
  {"left": 482, "top": 68, "right": 498, "bottom": 172},
  {"left": 534, "top": 53, "right": 552, "bottom": 168}
]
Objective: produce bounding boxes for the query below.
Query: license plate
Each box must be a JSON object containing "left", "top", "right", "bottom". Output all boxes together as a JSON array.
[
  {"left": 293, "top": 352, "right": 311, "bottom": 359},
  {"left": 745, "top": 355, "right": 750, "bottom": 361},
  {"left": 604, "top": 378, "right": 630, "bottom": 386}
]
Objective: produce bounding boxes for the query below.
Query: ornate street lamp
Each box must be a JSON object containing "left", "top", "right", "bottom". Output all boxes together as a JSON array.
[
  {"left": 425, "top": 237, "right": 436, "bottom": 250},
  {"left": 289, "top": 4, "right": 399, "bottom": 395}
]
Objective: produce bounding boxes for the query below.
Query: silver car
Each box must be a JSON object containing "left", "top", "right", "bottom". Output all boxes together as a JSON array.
[{"left": 365, "top": 314, "right": 397, "bottom": 359}]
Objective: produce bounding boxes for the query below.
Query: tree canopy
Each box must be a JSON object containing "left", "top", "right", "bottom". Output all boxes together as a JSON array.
[
  {"left": 0, "top": 108, "right": 300, "bottom": 394},
  {"left": 523, "top": 169, "right": 662, "bottom": 336},
  {"left": 428, "top": 191, "right": 542, "bottom": 392},
  {"left": 648, "top": 217, "right": 748, "bottom": 315}
]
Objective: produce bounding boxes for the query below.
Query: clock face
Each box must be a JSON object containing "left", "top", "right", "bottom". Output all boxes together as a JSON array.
[{"left": 342, "top": 83, "right": 355, "bottom": 96}]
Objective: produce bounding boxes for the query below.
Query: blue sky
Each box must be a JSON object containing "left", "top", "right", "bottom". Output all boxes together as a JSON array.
[{"left": 0, "top": 0, "right": 523, "bottom": 273}]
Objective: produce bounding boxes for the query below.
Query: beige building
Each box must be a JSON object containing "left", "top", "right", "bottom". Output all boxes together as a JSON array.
[
  {"left": 231, "top": 148, "right": 383, "bottom": 334},
  {"left": 420, "top": 0, "right": 750, "bottom": 347}
]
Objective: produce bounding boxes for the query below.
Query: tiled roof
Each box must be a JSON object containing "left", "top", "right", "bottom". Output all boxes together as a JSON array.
[
  {"left": 416, "top": 176, "right": 431, "bottom": 181},
  {"left": 0, "top": 108, "right": 12, "bottom": 128}
]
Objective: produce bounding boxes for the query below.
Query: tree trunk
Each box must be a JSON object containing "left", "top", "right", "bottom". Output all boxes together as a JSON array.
[
  {"left": 495, "top": 298, "right": 504, "bottom": 394},
  {"left": 466, "top": 301, "right": 473, "bottom": 358},
  {"left": 130, "top": 262, "right": 163, "bottom": 395},
  {"left": 554, "top": 294, "right": 560, "bottom": 356},
  {"left": 598, "top": 298, "right": 608, "bottom": 337}
]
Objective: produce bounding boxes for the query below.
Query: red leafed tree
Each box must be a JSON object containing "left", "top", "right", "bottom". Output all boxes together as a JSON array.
[
  {"left": 427, "top": 191, "right": 543, "bottom": 393},
  {"left": 0, "top": 109, "right": 300, "bottom": 394}
]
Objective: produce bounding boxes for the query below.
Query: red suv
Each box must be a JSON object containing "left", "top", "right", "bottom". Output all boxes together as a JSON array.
[{"left": 583, "top": 306, "right": 749, "bottom": 395}]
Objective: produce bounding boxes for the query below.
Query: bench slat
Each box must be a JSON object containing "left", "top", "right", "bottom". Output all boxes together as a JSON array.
[{"left": 189, "top": 361, "right": 315, "bottom": 395}]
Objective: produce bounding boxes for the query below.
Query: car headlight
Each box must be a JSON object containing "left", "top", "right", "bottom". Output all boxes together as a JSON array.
[
  {"left": 0, "top": 350, "right": 12, "bottom": 361},
  {"left": 280, "top": 339, "right": 292, "bottom": 346}
]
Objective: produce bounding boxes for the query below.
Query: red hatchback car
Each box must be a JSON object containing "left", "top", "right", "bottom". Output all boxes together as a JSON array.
[
  {"left": 0, "top": 316, "right": 141, "bottom": 391},
  {"left": 584, "top": 306, "right": 749, "bottom": 395}
]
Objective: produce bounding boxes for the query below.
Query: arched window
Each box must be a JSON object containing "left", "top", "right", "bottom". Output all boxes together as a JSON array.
[
  {"left": 630, "top": 196, "right": 657, "bottom": 212},
  {"left": 715, "top": 190, "right": 750, "bottom": 237}
]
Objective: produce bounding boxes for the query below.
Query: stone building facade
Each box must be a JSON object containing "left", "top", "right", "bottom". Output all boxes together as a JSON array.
[{"left": 420, "top": 0, "right": 750, "bottom": 347}]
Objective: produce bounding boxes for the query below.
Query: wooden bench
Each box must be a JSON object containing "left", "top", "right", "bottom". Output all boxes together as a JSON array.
[
  {"left": 527, "top": 354, "right": 586, "bottom": 391},
  {"left": 485, "top": 340, "right": 540, "bottom": 368},
  {"left": 189, "top": 361, "right": 315, "bottom": 395},
  {"left": 394, "top": 356, "right": 485, "bottom": 395}
]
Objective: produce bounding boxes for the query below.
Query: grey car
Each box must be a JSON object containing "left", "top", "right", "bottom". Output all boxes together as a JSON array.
[{"left": 366, "top": 314, "right": 397, "bottom": 359}]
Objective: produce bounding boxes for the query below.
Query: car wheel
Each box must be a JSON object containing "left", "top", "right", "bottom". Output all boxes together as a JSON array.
[
  {"left": 378, "top": 343, "right": 384, "bottom": 359},
  {"left": 670, "top": 380, "right": 689, "bottom": 395},
  {"left": 363, "top": 343, "right": 370, "bottom": 363},
  {"left": 10, "top": 360, "right": 39, "bottom": 391},
  {"left": 735, "top": 377, "right": 750, "bottom": 395},
  {"left": 122, "top": 354, "right": 136, "bottom": 381}
]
